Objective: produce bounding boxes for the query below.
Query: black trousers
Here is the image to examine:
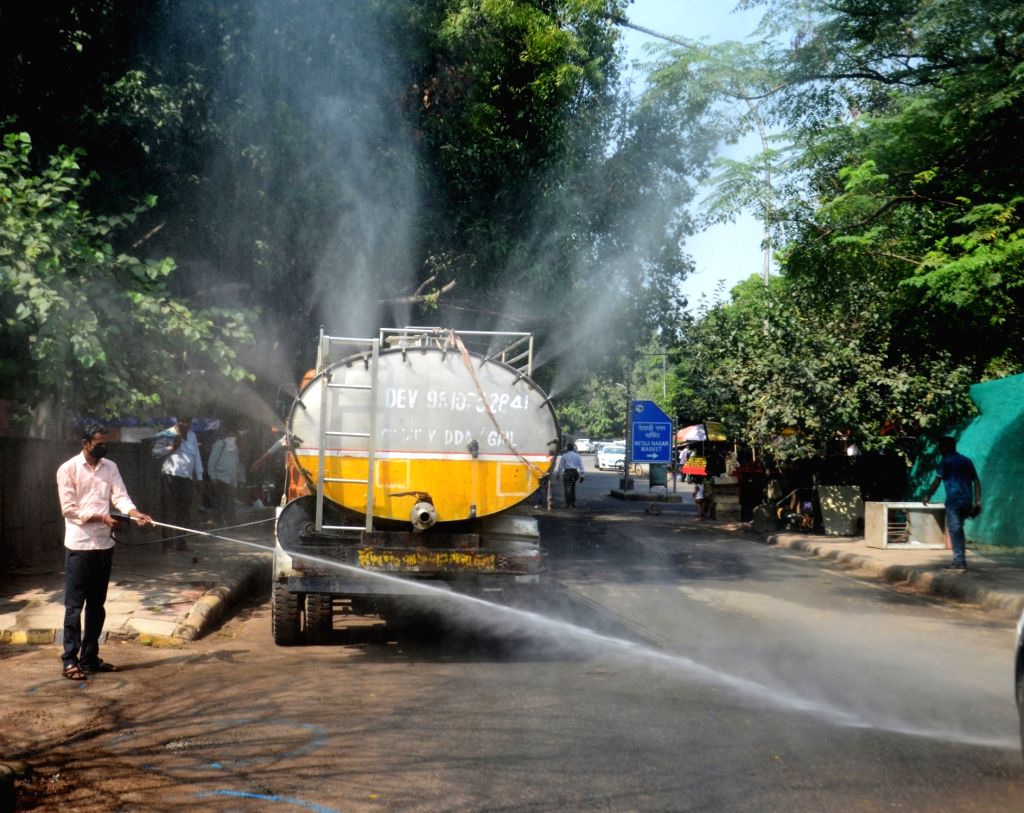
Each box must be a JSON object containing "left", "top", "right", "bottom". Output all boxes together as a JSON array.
[
  {"left": 62, "top": 547, "right": 114, "bottom": 668},
  {"left": 563, "top": 469, "right": 580, "bottom": 507},
  {"left": 210, "top": 480, "right": 236, "bottom": 526},
  {"left": 160, "top": 474, "right": 193, "bottom": 544}
]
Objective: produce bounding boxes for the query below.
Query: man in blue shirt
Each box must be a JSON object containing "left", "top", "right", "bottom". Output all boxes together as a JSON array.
[{"left": 923, "top": 436, "right": 982, "bottom": 570}]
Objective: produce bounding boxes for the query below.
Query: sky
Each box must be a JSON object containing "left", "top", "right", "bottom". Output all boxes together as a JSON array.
[{"left": 619, "top": 1, "right": 770, "bottom": 308}]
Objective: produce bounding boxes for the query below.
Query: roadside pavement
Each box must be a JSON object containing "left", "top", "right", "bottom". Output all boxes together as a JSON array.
[
  {"left": 0, "top": 508, "right": 276, "bottom": 810},
  {"left": 0, "top": 508, "right": 275, "bottom": 649},
  {"left": 727, "top": 522, "right": 1024, "bottom": 617}
]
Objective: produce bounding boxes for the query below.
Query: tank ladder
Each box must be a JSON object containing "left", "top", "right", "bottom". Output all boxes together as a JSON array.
[{"left": 314, "top": 329, "right": 380, "bottom": 535}]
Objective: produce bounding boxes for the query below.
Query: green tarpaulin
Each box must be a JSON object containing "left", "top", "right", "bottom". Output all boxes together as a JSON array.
[{"left": 909, "top": 372, "right": 1024, "bottom": 548}]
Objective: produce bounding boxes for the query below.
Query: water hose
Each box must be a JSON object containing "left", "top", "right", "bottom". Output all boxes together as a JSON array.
[{"left": 113, "top": 514, "right": 275, "bottom": 549}]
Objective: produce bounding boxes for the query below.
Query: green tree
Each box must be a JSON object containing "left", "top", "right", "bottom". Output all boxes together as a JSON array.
[
  {"left": 557, "top": 375, "right": 630, "bottom": 440},
  {"left": 678, "top": 275, "right": 974, "bottom": 463},
  {"left": 0, "top": 131, "right": 252, "bottom": 428},
  {"left": 731, "top": 0, "right": 1024, "bottom": 378},
  {"left": 635, "top": 0, "right": 1024, "bottom": 463},
  {"left": 2, "top": 1, "right": 723, "bottom": 413}
]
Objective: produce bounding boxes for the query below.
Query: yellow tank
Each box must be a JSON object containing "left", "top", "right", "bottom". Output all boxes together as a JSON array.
[{"left": 287, "top": 328, "right": 559, "bottom": 525}]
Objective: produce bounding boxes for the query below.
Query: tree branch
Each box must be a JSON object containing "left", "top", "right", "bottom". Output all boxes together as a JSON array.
[
  {"left": 382, "top": 279, "right": 457, "bottom": 306},
  {"left": 131, "top": 222, "right": 165, "bottom": 249}
]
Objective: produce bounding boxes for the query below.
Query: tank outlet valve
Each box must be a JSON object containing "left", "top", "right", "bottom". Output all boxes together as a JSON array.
[{"left": 411, "top": 501, "right": 438, "bottom": 530}]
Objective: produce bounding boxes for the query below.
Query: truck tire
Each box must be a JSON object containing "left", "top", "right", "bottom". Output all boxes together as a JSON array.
[
  {"left": 305, "top": 593, "right": 333, "bottom": 644},
  {"left": 272, "top": 582, "right": 303, "bottom": 646}
]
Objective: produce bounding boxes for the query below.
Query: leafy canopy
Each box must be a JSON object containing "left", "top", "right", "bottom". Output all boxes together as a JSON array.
[{"left": 0, "top": 131, "right": 253, "bottom": 420}]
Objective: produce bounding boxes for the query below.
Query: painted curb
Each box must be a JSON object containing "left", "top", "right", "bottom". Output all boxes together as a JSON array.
[
  {"left": 172, "top": 558, "right": 271, "bottom": 641},
  {"left": 0, "top": 630, "right": 56, "bottom": 645},
  {"left": 0, "top": 560, "right": 272, "bottom": 648},
  {"left": 609, "top": 490, "right": 683, "bottom": 502},
  {"left": 764, "top": 533, "right": 1024, "bottom": 615}
]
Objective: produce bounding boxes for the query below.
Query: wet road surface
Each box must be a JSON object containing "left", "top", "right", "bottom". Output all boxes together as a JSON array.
[{"left": 3, "top": 467, "right": 1023, "bottom": 811}]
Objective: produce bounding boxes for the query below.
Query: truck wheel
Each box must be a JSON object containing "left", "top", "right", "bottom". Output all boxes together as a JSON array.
[
  {"left": 305, "top": 593, "right": 334, "bottom": 644},
  {"left": 272, "top": 582, "right": 303, "bottom": 646}
]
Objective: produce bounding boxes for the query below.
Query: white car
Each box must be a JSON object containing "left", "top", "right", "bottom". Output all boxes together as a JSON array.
[
  {"left": 597, "top": 444, "right": 626, "bottom": 471},
  {"left": 575, "top": 438, "right": 594, "bottom": 454}
]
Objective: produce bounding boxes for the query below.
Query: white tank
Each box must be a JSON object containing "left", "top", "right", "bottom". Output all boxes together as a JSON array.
[{"left": 288, "top": 335, "right": 559, "bottom": 523}]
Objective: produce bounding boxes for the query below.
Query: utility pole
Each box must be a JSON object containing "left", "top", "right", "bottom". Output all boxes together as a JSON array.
[
  {"left": 624, "top": 377, "right": 634, "bottom": 491},
  {"left": 615, "top": 380, "right": 634, "bottom": 492},
  {"left": 637, "top": 350, "right": 670, "bottom": 409}
]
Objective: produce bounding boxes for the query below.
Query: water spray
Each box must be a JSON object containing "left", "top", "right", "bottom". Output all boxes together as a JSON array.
[{"left": 119, "top": 514, "right": 1018, "bottom": 750}]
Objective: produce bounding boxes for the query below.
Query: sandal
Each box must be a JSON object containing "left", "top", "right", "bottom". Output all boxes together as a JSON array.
[
  {"left": 63, "top": 664, "right": 88, "bottom": 681},
  {"left": 80, "top": 659, "right": 118, "bottom": 674}
]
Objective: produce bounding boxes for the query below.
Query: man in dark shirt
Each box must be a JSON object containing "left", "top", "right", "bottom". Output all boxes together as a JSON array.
[{"left": 923, "top": 436, "right": 982, "bottom": 570}]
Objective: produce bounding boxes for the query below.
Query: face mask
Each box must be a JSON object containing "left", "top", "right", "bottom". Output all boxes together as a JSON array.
[
  {"left": 224, "top": 437, "right": 237, "bottom": 452},
  {"left": 90, "top": 443, "right": 108, "bottom": 459}
]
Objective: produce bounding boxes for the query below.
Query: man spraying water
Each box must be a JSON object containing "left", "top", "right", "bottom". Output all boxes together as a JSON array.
[{"left": 56, "top": 423, "right": 153, "bottom": 680}]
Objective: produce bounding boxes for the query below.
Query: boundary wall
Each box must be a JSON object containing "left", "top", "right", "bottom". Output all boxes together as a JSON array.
[{"left": 1, "top": 439, "right": 162, "bottom": 571}]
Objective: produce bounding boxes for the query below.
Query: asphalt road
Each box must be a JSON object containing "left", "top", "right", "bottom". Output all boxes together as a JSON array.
[{"left": 3, "top": 466, "right": 1023, "bottom": 811}]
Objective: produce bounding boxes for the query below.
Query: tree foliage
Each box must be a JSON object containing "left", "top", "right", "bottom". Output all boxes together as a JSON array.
[
  {"left": 677, "top": 276, "right": 974, "bottom": 462},
  {"left": 2, "top": 0, "right": 706, "bottom": 408},
  {"left": 638, "top": 0, "right": 1024, "bottom": 462},
  {"left": 748, "top": 0, "right": 1024, "bottom": 378},
  {"left": 0, "top": 131, "right": 253, "bottom": 421}
]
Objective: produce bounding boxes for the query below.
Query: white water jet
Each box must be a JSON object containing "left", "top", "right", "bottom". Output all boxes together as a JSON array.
[{"left": 155, "top": 519, "right": 1019, "bottom": 752}]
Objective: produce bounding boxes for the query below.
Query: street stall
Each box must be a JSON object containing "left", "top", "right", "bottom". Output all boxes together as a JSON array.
[
  {"left": 676, "top": 421, "right": 728, "bottom": 477},
  {"left": 675, "top": 422, "right": 737, "bottom": 519}
]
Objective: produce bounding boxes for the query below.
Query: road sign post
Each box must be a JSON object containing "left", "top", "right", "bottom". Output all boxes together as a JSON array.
[{"left": 630, "top": 400, "right": 672, "bottom": 468}]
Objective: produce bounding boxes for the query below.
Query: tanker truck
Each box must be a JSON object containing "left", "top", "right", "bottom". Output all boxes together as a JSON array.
[{"left": 271, "top": 327, "right": 560, "bottom": 644}]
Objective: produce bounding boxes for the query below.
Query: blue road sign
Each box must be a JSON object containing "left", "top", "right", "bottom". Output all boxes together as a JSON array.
[{"left": 630, "top": 400, "right": 672, "bottom": 464}]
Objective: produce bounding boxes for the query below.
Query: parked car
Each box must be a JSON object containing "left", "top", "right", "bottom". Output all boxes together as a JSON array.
[
  {"left": 597, "top": 443, "right": 626, "bottom": 471},
  {"left": 574, "top": 438, "right": 594, "bottom": 454},
  {"left": 1016, "top": 606, "right": 1024, "bottom": 758}
]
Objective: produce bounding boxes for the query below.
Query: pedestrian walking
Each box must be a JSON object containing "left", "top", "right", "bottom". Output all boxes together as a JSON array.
[
  {"left": 557, "top": 442, "right": 585, "bottom": 508},
  {"left": 152, "top": 415, "right": 203, "bottom": 551},
  {"left": 56, "top": 423, "right": 153, "bottom": 680},
  {"left": 923, "top": 436, "right": 982, "bottom": 570},
  {"left": 694, "top": 480, "right": 707, "bottom": 520}
]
